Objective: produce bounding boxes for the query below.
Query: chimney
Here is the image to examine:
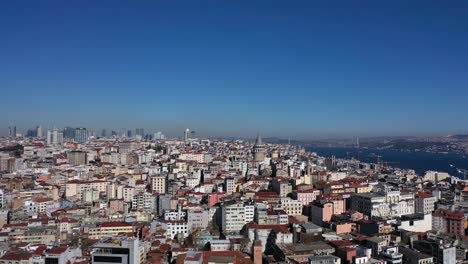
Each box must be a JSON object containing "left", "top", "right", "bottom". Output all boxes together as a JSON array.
[{"left": 253, "top": 240, "right": 262, "bottom": 264}]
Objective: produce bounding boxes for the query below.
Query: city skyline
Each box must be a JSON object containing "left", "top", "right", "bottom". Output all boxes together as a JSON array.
[
  {"left": 1, "top": 2, "right": 467, "bottom": 262},
  {"left": 2, "top": 1, "right": 468, "bottom": 138},
  {"left": 4, "top": 123, "right": 468, "bottom": 141}
]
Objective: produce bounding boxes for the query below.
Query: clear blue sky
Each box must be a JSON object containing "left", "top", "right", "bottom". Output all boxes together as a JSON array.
[{"left": 1, "top": 0, "right": 468, "bottom": 139}]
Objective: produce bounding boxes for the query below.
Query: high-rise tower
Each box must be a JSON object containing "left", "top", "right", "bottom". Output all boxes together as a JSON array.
[
  {"left": 184, "top": 128, "right": 191, "bottom": 145},
  {"left": 36, "top": 125, "right": 43, "bottom": 138},
  {"left": 135, "top": 128, "right": 144, "bottom": 138},
  {"left": 47, "top": 128, "right": 64, "bottom": 145},
  {"left": 74, "top": 127, "right": 88, "bottom": 144}
]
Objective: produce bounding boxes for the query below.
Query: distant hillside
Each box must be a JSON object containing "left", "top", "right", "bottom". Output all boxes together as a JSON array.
[
  {"left": 262, "top": 137, "right": 303, "bottom": 145},
  {"left": 450, "top": 135, "right": 468, "bottom": 140}
]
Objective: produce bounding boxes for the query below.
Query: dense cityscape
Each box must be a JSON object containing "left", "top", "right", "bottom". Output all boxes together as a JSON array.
[
  {"left": 2, "top": 1, "right": 468, "bottom": 264},
  {"left": 0, "top": 126, "right": 466, "bottom": 264}
]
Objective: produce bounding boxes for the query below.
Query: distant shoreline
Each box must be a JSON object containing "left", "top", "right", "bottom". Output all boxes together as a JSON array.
[{"left": 307, "top": 146, "right": 468, "bottom": 177}]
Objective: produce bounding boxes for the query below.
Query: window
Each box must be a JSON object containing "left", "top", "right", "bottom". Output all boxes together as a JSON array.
[
  {"left": 93, "top": 256, "right": 123, "bottom": 263},
  {"left": 45, "top": 258, "right": 59, "bottom": 264}
]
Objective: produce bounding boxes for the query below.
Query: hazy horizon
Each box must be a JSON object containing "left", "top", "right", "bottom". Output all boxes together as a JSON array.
[
  {"left": 2, "top": 1, "right": 468, "bottom": 137},
  {"left": 1, "top": 123, "right": 465, "bottom": 140}
]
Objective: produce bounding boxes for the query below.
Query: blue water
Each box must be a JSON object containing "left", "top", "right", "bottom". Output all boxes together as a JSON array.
[{"left": 307, "top": 147, "right": 468, "bottom": 177}]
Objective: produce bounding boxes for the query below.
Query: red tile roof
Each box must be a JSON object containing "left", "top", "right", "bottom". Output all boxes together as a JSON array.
[
  {"left": 416, "top": 192, "right": 433, "bottom": 198},
  {"left": 47, "top": 245, "right": 69, "bottom": 254},
  {"left": 0, "top": 253, "right": 32, "bottom": 261}
]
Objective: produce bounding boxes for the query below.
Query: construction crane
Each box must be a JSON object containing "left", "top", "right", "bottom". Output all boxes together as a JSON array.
[
  {"left": 376, "top": 155, "right": 383, "bottom": 170},
  {"left": 375, "top": 155, "right": 382, "bottom": 165},
  {"left": 368, "top": 153, "right": 382, "bottom": 169},
  {"left": 346, "top": 152, "right": 351, "bottom": 160}
]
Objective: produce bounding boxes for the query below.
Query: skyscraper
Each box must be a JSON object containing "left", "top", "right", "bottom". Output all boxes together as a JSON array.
[
  {"left": 135, "top": 128, "right": 144, "bottom": 138},
  {"left": 26, "top": 129, "right": 36, "bottom": 137},
  {"left": 127, "top": 130, "right": 132, "bottom": 138},
  {"left": 47, "top": 128, "right": 64, "bottom": 145},
  {"left": 154, "top": 131, "right": 164, "bottom": 140},
  {"left": 63, "top": 127, "right": 75, "bottom": 139},
  {"left": 36, "top": 125, "right": 43, "bottom": 138},
  {"left": 184, "top": 128, "right": 191, "bottom": 145},
  {"left": 12, "top": 126, "right": 16, "bottom": 138},
  {"left": 101, "top": 129, "right": 106, "bottom": 138},
  {"left": 74, "top": 127, "right": 88, "bottom": 144}
]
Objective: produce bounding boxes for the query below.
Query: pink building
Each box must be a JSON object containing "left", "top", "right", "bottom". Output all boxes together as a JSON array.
[
  {"left": 433, "top": 210, "right": 466, "bottom": 235},
  {"left": 331, "top": 198, "right": 346, "bottom": 215},
  {"left": 311, "top": 200, "right": 333, "bottom": 226},
  {"left": 446, "top": 212, "right": 466, "bottom": 236},
  {"left": 208, "top": 193, "right": 227, "bottom": 207},
  {"left": 334, "top": 223, "right": 353, "bottom": 234},
  {"left": 323, "top": 195, "right": 347, "bottom": 215},
  {"left": 294, "top": 189, "right": 321, "bottom": 205},
  {"left": 109, "top": 199, "right": 124, "bottom": 214}
]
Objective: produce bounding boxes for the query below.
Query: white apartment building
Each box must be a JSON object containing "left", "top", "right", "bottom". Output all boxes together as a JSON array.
[
  {"left": 280, "top": 197, "right": 303, "bottom": 216},
  {"left": 224, "top": 177, "right": 235, "bottom": 194},
  {"left": 244, "top": 203, "right": 255, "bottom": 223},
  {"left": 159, "top": 220, "right": 188, "bottom": 239},
  {"left": 122, "top": 186, "right": 134, "bottom": 203},
  {"left": 132, "top": 191, "right": 153, "bottom": 210},
  {"left": 0, "top": 189, "right": 4, "bottom": 208},
  {"left": 221, "top": 201, "right": 245, "bottom": 233},
  {"left": 187, "top": 209, "right": 209, "bottom": 232},
  {"left": 415, "top": 193, "right": 437, "bottom": 215},
  {"left": 398, "top": 214, "right": 432, "bottom": 232},
  {"left": 178, "top": 152, "right": 213, "bottom": 163},
  {"left": 350, "top": 184, "right": 415, "bottom": 218},
  {"left": 423, "top": 171, "right": 450, "bottom": 182},
  {"left": 151, "top": 175, "right": 167, "bottom": 194},
  {"left": 186, "top": 176, "right": 200, "bottom": 189},
  {"left": 91, "top": 237, "right": 141, "bottom": 264},
  {"left": 164, "top": 207, "right": 186, "bottom": 221},
  {"left": 65, "top": 180, "right": 108, "bottom": 198}
]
